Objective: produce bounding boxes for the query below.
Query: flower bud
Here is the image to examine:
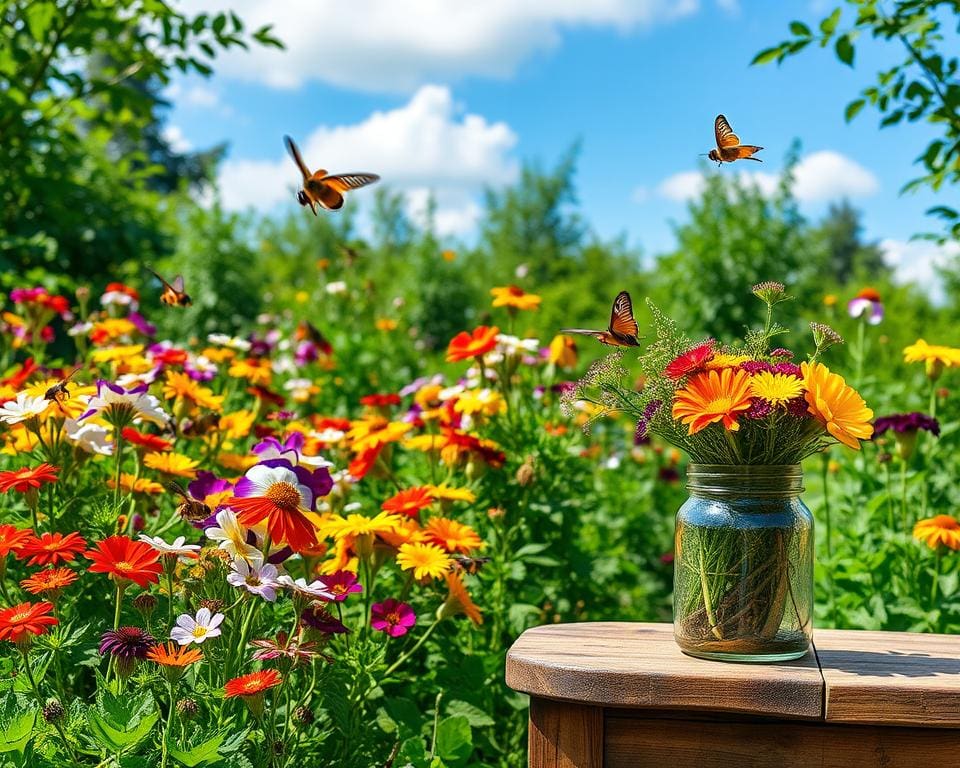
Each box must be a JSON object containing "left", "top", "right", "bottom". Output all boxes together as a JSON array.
[
  {"left": 752, "top": 281, "right": 787, "bottom": 305},
  {"left": 43, "top": 700, "right": 66, "bottom": 724},
  {"left": 132, "top": 593, "right": 157, "bottom": 619},
  {"left": 177, "top": 698, "right": 199, "bottom": 720}
]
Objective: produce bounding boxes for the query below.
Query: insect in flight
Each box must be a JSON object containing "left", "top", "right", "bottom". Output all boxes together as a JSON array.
[
  {"left": 283, "top": 135, "right": 380, "bottom": 215},
  {"left": 165, "top": 481, "right": 212, "bottom": 523},
  {"left": 450, "top": 555, "right": 492, "bottom": 575},
  {"left": 295, "top": 320, "right": 333, "bottom": 356},
  {"left": 706, "top": 114, "right": 763, "bottom": 165},
  {"left": 561, "top": 291, "right": 640, "bottom": 347},
  {"left": 43, "top": 366, "right": 82, "bottom": 407},
  {"left": 147, "top": 268, "right": 192, "bottom": 307}
]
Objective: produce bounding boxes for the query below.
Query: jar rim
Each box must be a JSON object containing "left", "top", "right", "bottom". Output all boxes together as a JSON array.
[{"left": 686, "top": 463, "right": 804, "bottom": 498}]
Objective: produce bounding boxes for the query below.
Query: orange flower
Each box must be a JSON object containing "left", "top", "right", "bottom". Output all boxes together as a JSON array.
[
  {"left": 382, "top": 487, "right": 435, "bottom": 518},
  {"left": 913, "top": 516, "right": 960, "bottom": 551},
  {"left": 147, "top": 641, "right": 203, "bottom": 667},
  {"left": 0, "top": 525, "right": 32, "bottom": 558},
  {"left": 0, "top": 463, "right": 59, "bottom": 493},
  {"left": 439, "top": 572, "right": 483, "bottom": 625},
  {"left": 672, "top": 368, "right": 752, "bottom": 435},
  {"left": 547, "top": 335, "right": 578, "bottom": 369},
  {"left": 20, "top": 567, "right": 78, "bottom": 596},
  {"left": 0, "top": 601, "right": 57, "bottom": 644},
  {"left": 423, "top": 518, "right": 483, "bottom": 554},
  {"left": 801, "top": 362, "right": 874, "bottom": 450},
  {"left": 490, "top": 285, "right": 541, "bottom": 311},
  {"left": 224, "top": 668, "right": 282, "bottom": 699},
  {"left": 15, "top": 531, "right": 87, "bottom": 566},
  {"left": 84, "top": 535, "right": 163, "bottom": 588},
  {"left": 446, "top": 326, "right": 500, "bottom": 363}
]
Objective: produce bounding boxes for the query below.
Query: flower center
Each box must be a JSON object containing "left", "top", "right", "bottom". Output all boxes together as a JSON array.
[
  {"left": 386, "top": 612, "right": 401, "bottom": 625},
  {"left": 115, "top": 561, "right": 132, "bottom": 571},
  {"left": 192, "top": 626, "right": 208, "bottom": 638},
  {"left": 9, "top": 611, "right": 30, "bottom": 623},
  {"left": 709, "top": 397, "right": 733, "bottom": 413},
  {"left": 265, "top": 481, "right": 301, "bottom": 511},
  {"left": 245, "top": 574, "right": 261, "bottom": 586}
]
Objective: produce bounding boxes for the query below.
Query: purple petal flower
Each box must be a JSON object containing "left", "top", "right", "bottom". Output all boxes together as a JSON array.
[
  {"left": 370, "top": 599, "right": 416, "bottom": 638},
  {"left": 873, "top": 412, "right": 940, "bottom": 437}
]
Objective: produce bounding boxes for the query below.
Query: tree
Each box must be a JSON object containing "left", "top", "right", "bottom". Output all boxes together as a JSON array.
[
  {"left": 754, "top": 0, "right": 960, "bottom": 241},
  {"left": 814, "top": 200, "right": 889, "bottom": 283}
]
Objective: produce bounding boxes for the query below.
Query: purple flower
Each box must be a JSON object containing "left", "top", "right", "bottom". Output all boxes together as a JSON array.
[
  {"left": 873, "top": 413, "right": 940, "bottom": 437},
  {"left": 740, "top": 360, "right": 774, "bottom": 374},
  {"left": 786, "top": 396, "right": 810, "bottom": 418},
  {"left": 188, "top": 471, "right": 233, "bottom": 505},
  {"left": 318, "top": 571, "right": 363, "bottom": 602},
  {"left": 848, "top": 289, "right": 883, "bottom": 325},
  {"left": 399, "top": 375, "right": 443, "bottom": 398},
  {"left": 745, "top": 399, "right": 772, "bottom": 420},
  {"left": 294, "top": 340, "right": 319, "bottom": 366},
  {"left": 128, "top": 311, "right": 156, "bottom": 337},
  {"left": 99, "top": 627, "right": 156, "bottom": 677},
  {"left": 772, "top": 362, "right": 802, "bottom": 378},
  {"left": 184, "top": 355, "right": 217, "bottom": 381},
  {"left": 634, "top": 399, "right": 662, "bottom": 444},
  {"left": 301, "top": 605, "right": 350, "bottom": 634},
  {"left": 370, "top": 599, "right": 416, "bottom": 638}
]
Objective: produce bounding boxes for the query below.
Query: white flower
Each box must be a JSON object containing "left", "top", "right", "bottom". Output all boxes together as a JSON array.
[
  {"left": 115, "top": 369, "right": 160, "bottom": 389},
  {"left": 271, "top": 355, "right": 297, "bottom": 375},
  {"left": 206, "top": 333, "right": 251, "bottom": 352},
  {"left": 187, "top": 355, "right": 218, "bottom": 377},
  {"left": 101, "top": 289, "right": 138, "bottom": 309},
  {"left": 67, "top": 321, "right": 93, "bottom": 337},
  {"left": 276, "top": 574, "right": 335, "bottom": 602},
  {"left": 342, "top": 501, "right": 362, "bottom": 513},
  {"left": 515, "top": 263, "right": 529, "bottom": 279},
  {"left": 205, "top": 509, "right": 262, "bottom": 563},
  {"left": 0, "top": 392, "right": 49, "bottom": 424},
  {"left": 238, "top": 464, "right": 313, "bottom": 510},
  {"left": 80, "top": 381, "right": 168, "bottom": 426},
  {"left": 64, "top": 418, "right": 113, "bottom": 455},
  {"left": 438, "top": 385, "right": 464, "bottom": 402},
  {"left": 138, "top": 534, "right": 201, "bottom": 560},
  {"left": 496, "top": 334, "right": 540, "bottom": 355},
  {"left": 170, "top": 607, "right": 224, "bottom": 646},
  {"left": 325, "top": 281, "right": 347, "bottom": 295},
  {"left": 227, "top": 558, "right": 279, "bottom": 602},
  {"left": 313, "top": 428, "right": 345, "bottom": 444}
]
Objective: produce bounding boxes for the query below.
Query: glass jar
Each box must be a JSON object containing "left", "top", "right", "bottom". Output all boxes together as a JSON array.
[{"left": 673, "top": 464, "right": 813, "bottom": 662}]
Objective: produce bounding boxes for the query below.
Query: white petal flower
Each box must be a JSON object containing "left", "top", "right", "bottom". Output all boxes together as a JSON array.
[
  {"left": 170, "top": 607, "right": 224, "bottom": 646},
  {"left": 226, "top": 557, "right": 279, "bottom": 602},
  {"left": 63, "top": 418, "right": 113, "bottom": 455},
  {"left": 276, "top": 574, "right": 335, "bottom": 602},
  {"left": 205, "top": 509, "right": 262, "bottom": 563},
  {"left": 138, "top": 534, "right": 201, "bottom": 559},
  {"left": 0, "top": 392, "right": 49, "bottom": 424}
]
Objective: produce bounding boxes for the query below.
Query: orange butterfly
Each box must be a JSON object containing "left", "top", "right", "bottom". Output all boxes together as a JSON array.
[
  {"left": 147, "top": 268, "right": 192, "bottom": 307},
  {"left": 562, "top": 291, "right": 640, "bottom": 347},
  {"left": 284, "top": 135, "right": 380, "bottom": 215},
  {"left": 707, "top": 115, "right": 763, "bottom": 165}
]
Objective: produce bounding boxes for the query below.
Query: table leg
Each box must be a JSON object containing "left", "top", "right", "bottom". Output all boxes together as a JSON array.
[{"left": 528, "top": 697, "right": 603, "bottom": 768}]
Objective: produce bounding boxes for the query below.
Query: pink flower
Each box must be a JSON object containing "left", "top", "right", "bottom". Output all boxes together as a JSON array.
[
  {"left": 318, "top": 571, "right": 363, "bottom": 602},
  {"left": 370, "top": 599, "right": 416, "bottom": 638}
]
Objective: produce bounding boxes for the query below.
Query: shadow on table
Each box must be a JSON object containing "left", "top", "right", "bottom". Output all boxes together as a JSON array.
[{"left": 814, "top": 648, "right": 960, "bottom": 678}]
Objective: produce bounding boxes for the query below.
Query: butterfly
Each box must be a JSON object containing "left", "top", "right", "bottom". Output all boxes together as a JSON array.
[
  {"left": 147, "top": 268, "right": 192, "bottom": 307},
  {"left": 165, "top": 481, "right": 212, "bottom": 523},
  {"left": 283, "top": 135, "right": 380, "bottom": 215},
  {"left": 43, "top": 366, "right": 81, "bottom": 406},
  {"left": 179, "top": 412, "right": 221, "bottom": 439},
  {"left": 295, "top": 320, "right": 333, "bottom": 356},
  {"left": 561, "top": 291, "right": 640, "bottom": 347},
  {"left": 450, "top": 555, "right": 492, "bottom": 575},
  {"left": 706, "top": 115, "right": 763, "bottom": 165}
]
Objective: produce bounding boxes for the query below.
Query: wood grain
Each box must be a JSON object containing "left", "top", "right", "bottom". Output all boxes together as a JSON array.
[
  {"left": 604, "top": 711, "right": 960, "bottom": 768},
  {"left": 815, "top": 628, "right": 960, "bottom": 727},
  {"left": 529, "top": 698, "right": 603, "bottom": 768},
  {"left": 506, "top": 622, "right": 823, "bottom": 719}
]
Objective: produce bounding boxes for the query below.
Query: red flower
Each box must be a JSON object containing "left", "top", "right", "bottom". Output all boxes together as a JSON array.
[
  {"left": 15, "top": 531, "right": 87, "bottom": 567},
  {"left": 0, "top": 525, "right": 33, "bottom": 558},
  {"left": 224, "top": 668, "right": 282, "bottom": 699},
  {"left": 312, "top": 416, "right": 351, "bottom": 432},
  {"left": 20, "top": 567, "right": 78, "bottom": 596},
  {"left": 1, "top": 357, "right": 38, "bottom": 390},
  {"left": 84, "top": 535, "right": 162, "bottom": 588},
  {"left": 348, "top": 445, "right": 383, "bottom": 480},
  {"left": 121, "top": 427, "right": 173, "bottom": 452},
  {"left": 381, "top": 487, "right": 435, "bottom": 518},
  {"left": 0, "top": 601, "right": 58, "bottom": 644},
  {"left": 360, "top": 393, "right": 401, "bottom": 407},
  {"left": 446, "top": 326, "right": 500, "bottom": 363},
  {"left": 0, "top": 464, "right": 59, "bottom": 494},
  {"left": 246, "top": 386, "right": 285, "bottom": 406},
  {"left": 664, "top": 342, "right": 715, "bottom": 381},
  {"left": 151, "top": 348, "right": 188, "bottom": 367}
]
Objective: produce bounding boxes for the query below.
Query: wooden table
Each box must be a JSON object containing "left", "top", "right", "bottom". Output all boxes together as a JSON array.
[{"left": 505, "top": 622, "right": 960, "bottom": 768}]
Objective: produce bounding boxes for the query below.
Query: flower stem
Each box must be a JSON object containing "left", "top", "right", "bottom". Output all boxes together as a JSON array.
[
  {"left": 931, "top": 546, "right": 942, "bottom": 608},
  {"left": 113, "top": 428, "right": 125, "bottom": 511},
  {"left": 21, "top": 649, "right": 79, "bottom": 763},
  {"left": 697, "top": 542, "right": 722, "bottom": 641},
  {"left": 160, "top": 679, "right": 176, "bottom": 768},
  {"left": 900, "top": 459, "right": 908, "bottom": 532},
  {"left": 821, "top": 454, "right": 837, "bottom": 627},
  {"left": 383, "top": 618, "right": 441, "bottom": 678}
]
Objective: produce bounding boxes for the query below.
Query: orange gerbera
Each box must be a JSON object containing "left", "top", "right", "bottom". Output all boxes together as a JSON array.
[
  {"left": 0, "top": 601, "right": 57, "bottom": 644},
  {"left": 446, "top": 326, "right": 500, "bottom": 363},
  {"left": 224, "top": 668, "right": 282, "bottom": 699},
  {"left": 913, "top": 516, "right": 960, "bottom": 551},
  {"left": 84, "top": 535, "right": 163, "bottom": 588},
  {"left": 0, "top": 525, "right": 32, "bottom": 558},
  {"left": 15, "top": 531, "right": 87, "bottom": 566},
  {"left": 0, "top": 463, "right": 59, "bottom": 493},
  {"left": 20, "top": 567, "right": 78, "bottom": 597},
  {"left": 672, "top": 367, "right": 752, "bottom": 435},
  {"left": 382, "top": 487, "right": 435, "bottom": 518},
  {"left": 424, "top": 518, "right": 484, "bottom": 554},
  {"left": 801, "top": 362, "right": 874, "bottom": 450},
  {"left": 490, "top": 285, "right": 541, "bottom": 311},
  {"left": 439, "top": 572, "right": 483, "bottom": 625},
  {"left": 147, "top": 641, "right": 203, "bottom": 668}
]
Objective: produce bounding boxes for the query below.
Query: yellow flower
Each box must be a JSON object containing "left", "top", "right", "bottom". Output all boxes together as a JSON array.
[
  {"left": 403, "top": 435, "right": 443, "bottom": 452},
  {"left": 425, "top": 484, "right": 476, "bottom": 504},
  {"left": 415, "top": 384, "right": 444, "bottom": 409},
  {"left": 424, "top": 518, "right": 483, "bottom": 554},
  {"left": 490, "top": 285, "right": 541, "bottom": 311},
  {"left": 295, "top": 290, "right": 309, "bottom": 304},
  {"left": 454, "top": 389, "right": 507, "bottom": 417},
  {"left": 441, "top": 249, "right": 456, "bottom": 262},
  {"left": 201, "top": 346, "right": 236, "bottom": 363},
  {"left": 318, "top": 512, "right": 402, "bottom": 541},
  {"left": 108, "top": 472, "right": 164, "bottom": 495},
  {"left": 439, "top": 572, "right": 483, "bottom": 625},
  {"left": 346, "top": 417, "right": 411, "bottom": 453},
  {"left": 672, "top": 368, "right": 753, "bottom": 434},
  {"left": 375, "top": 318, "right": 398, "bottom": 332},
  {"left": 377, "top": 517, "right": 426, "bottom": 549},
  {"left": 396, "top": 542, "right": 452, "bottom": 580},
  {"left": 913, "top": 515, "right": 960, "bottom": 551},
  {"left": 749, "top": 371, "right": 804, "bottom": 407},
  {"left": 91, "top": 344, "right": 144, "bottom": 364},
  {"left": 90, "top": 318, "right": 136, "bottom": 342},
  {"left": 217, "top": 452, "right": 259, "bottom": 472},
  {"left": 143, "top": 451, "right": 200, "bottom": 478},
  {"left": 24, "top": 380, "right": 96, "bottom": 419},
  {"left": 903, "top": 339, "right": 960, "bottom": 380},
  {"left": 704, "top": 354, "right": 751, "bottom": 370},
  {"left": 548, "top": 335, "right": 578, "bottom": 369},
  {"left": 801, "top": 362, "right": 873, "bottom": 450},
  {"left": 162, "top": 371, "right": 224, "bottom": 412},
  {"left": 823, "top": 294, "right": 837, "bottom": 307},
  {"left": 228, "top": 358, "right": 272, "bottom": 387},
  {"left": 218, "top": 410, "right": 256, "bottom": 440},
  {"left": 318, "top": 537, "right": 358, "bottom": 575}
]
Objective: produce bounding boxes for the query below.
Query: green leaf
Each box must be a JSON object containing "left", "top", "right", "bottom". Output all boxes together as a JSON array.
[
  {"left": 514, "top": 543, "right": 550, "bottom": 558},
  {"left": 819, "top": 8, "right": 841, "bottom": 36},
  {"left": 86, "top": 689, "right": 159, "bottom": 752},
  {"left": 844, "top": 99, "right": 865, "bottom": 122},
  {"left": 789, "top": 21, "right": 812, "bottom": 38},
  {"left": 0, "top": 692, "right": 35, "bottom": 754},
  {"left": 446, "top": 700, "right": 494, "bottom": 728},
  {"left": 835, "top": 34, "right": 854, "bottom": 66},
  {"left": 25, "top": 2, "right": 56, "bottom": 42},
  {"left": 434, "top": 716, "right": 472, "bottom": 767},
  {"left": 750, "top": 46, "right": 783, "bottom": 66},
  {"left": 168, "top": 732, "right": 225, "bottom": 766},
  {"left": 396, "top": 736, "right": 428, "bottom": 767}
]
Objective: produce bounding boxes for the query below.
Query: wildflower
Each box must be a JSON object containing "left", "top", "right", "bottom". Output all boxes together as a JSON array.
[
  {"left": 229, "top": 358, "right": 272, "bottom": 387},
  {"left": 360, "top": 393, "right": 401, "bottom": 408},
  {"left": 370, "top": 599, "right": 416, "bottom": 637},
  {"left": 0, "top": 601, "right": 57, "bottom": 646},
  {"left": 20, "top": 567, "right": 77, "bottom": 598},
  {"left": 176, "top": 698, "right": 200, "bottom": 719},
  {"left": 751, "top": 281, "right": 788, "bottom": 304},
  {"left": 318, "top": 571, "right": 362, "bottom": 602},
  {"left": 382, "top": 487, "right": 435, "bottom": 518},
  {"left": 913, "top": 516, "right": 960, "bottom": 551},
  {"left": 137, "top": 534, "right": 201, "bottom": 560},
  {"left": 0, "top": 392, "right": 49, "bottom": 425},
  {"left": 0, "top": 463, "right": 59, "bottom": 494},
  {"left": 79, "top": 380, "right": 168, "bottom": 428},
  {"left": 423, "top": 518, "right": 483, "bottom": 554},
  {"left": 205, "top": 509, "right": 262, "bottom": 563},
  {"left": 99, "top": 627, "right": 156, "bottom": 678},
  {"left": 704, "top": 354, "right": 751, "bottom": 370},
  {"left": 454, "top": 388, "right": 507, "bottom": 417},
  {"left": 42, "top": 700, "right": 66, "bottom": 724},
  {"left": 437, "top": 572, "right": 483, "bottom": 625},
  {"left": 0, "top": 525, "right": 32, "bottom": 558},
  {"left": 903, "top": 339, "right": 960, "bottom": 381},
  {"left": 224, "top": 669, "right": 282, "bottom": 717},
  {"left": 133, "top": 593, "right": 158, "bottom": 618},
  {"left": 229, "top": 463, "right": 325, "bottom": 552},
  {"left": 147, "top": 642, "right": 203, "bottom": 681},
  {"left": 84, "top": 535, "right": 163, "bottom": 588},
  {"left": 396, "top": 542, "right": 452, "bottom": 580},
  {"left": 170, "top": 607, "right": 224, "bottom": 646},
  {"left": 347, "top": 416, "right": 411, "bottom": 453},
  {"left": 490, "top": 285, "right": 541, "bottom": 311},
  {"left": 634, "top": 399, "right": 662, "bottom": 443},
  {"left": 810, "top": 322, "right": 844, "bottom": 353},
  {"left": 143, "top": 451, "right": 200, "bottom": 478},
  {"left": 108, "top": 473, "right": 165, "bottom": 495},
  {"left": 801, "top": 362, "right": 874, "bottom": 450},
  {"left": 121, "top": 427, "right": 173, "bottom": 452},
  {"left": 15, "top": 531, "right": 86, "bottom": 566},
  {"left": 375, "top": 318, "right": 398, "bottom": 332},
  {"left": 847, "top": 287, "right": 883, "bottom": 325},
  {"left": 424, "top": 484, "right": 476, "bottom": 504},
  {"left": 665, "top": 341, "right": 715, "bottom": 380},
  {"left": 872, "top": 413, "right": 940, "bottom": 461},
  {"left": 250, "top": 633, "right": 323, "bottom": 664},
  {"left": 547, "top": 334, "right": 578, "bottom": 369},
  {"left": 446, "top": 326, "right": 500, "bottom": 363},
  {"left": 672, "top": 368, "right": 753, "bottom": 435},
  {"left": 227, "top": 558, "right": 280, "bottom": 601},
  {"left": 749, "top": 372, "right": 805, "bottom": 408},
  {"left": 276, "top": 575, "right": 335, "bottom": 603},
  {"left": 64, "top": 419, "right": 113, "bottom": 455},
  {"left": 162, "top": 370, "right": 224, "bottom": 412}
]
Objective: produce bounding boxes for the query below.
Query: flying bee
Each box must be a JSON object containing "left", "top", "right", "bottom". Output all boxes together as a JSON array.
[
  {"left": 43, "top": 366, "right": 82, "bottom": 407},
  {"left": 283, "top": 135, "right": 380, "bottom": 214},
  {"left": 562, "top": 291, "right": 640, "bottom": 347},
  {"left": 295, "top": 320, "right": 333, "bottom": 356},
  {"left": 147, "top": 268, "right": 192, "bottom": 307},
  {"left": 165, "top": 481, "right": 212, "bottom": 523},
  {"left": 179, "top": 412, "right": 221, "bottom": 438},
  {"left": 450, "top": 555, "right": 492, "bottom": 575},
  {"left": 706, "top": 114, "right": 763, "bottom": 165}
]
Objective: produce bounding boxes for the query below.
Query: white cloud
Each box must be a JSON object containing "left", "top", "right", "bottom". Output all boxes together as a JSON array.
[
  {"left": 162, "top": 125, "right": 192, "bottom": 152},
  {"left": 182, "top": 84, "right": 220, "bottom": 108},
  {"left": 216, "top": 84, "right": 518, "bottom": 236},
  {"left": 881, "top": 238, "right": 960, "bottom": 304},
  {"left": 180, "top": 0, "right": 698, "bottom": 92},
  {"left": 655, "top": 151, "right": 878, "bottom": 203}
]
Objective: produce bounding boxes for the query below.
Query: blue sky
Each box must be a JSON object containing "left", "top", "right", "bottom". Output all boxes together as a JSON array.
[{"left": 166, "top": 0, "right": 958, "bottom": 287}]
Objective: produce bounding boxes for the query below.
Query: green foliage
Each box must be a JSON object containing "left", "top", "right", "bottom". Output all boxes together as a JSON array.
[{"left": 86, "top": 688, "right": 159, "bottom": 753}]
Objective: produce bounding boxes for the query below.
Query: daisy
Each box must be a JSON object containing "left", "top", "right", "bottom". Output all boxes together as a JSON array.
[
  {"left": 276, "top": 575, "right": 336, "bottom": 603},
  {"left": 79, "top": 380, "right": 168, "bottom": 427},
  {"left": 227, "top": 558, "right": 280, "bottom": 601},
  {"left": 0, "top": 392, "right": 49, "bottom": 425},
  {"left": 170, "top": 607, "right": 224, "bottom": 646},
  {"left": 205, "top": 509, "right": 262, "bottom": 563},
  {"left": 63, "top": 418, "right": 113, "bottom": 455},
  {"left": 137, "top": 534, "right": 201, "bottom": 560}
]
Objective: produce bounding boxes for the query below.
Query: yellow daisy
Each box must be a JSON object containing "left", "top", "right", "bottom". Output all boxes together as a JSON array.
[
  {"left": 396, "top": 542, "right": 452, "bottom": 580},
  {"left": 218, "top": 410, "right": 256, "bottom": 440},
  {"left": 318, "top": 512, "right": 402, "bottom": 541},
  {"left": 91, "top": 344, "right": 144, "bottom": 364},
  {"left": 749, "top": 371, "right": 804, "bottom": 407},
  {"left": 162, "top": 371, "right": 224, "bottom": 413},
  {"left": 347, "top": 417, "right": 411, "bottom": 453},
  {"left": 143, "top": 451, "right": 200, "bottom": 478},
  {"left": 454, "top": 389, "right": 507, "bottom": 418},
  {"left": 424, "top": 484, "right": 476, "bottom": 504}
]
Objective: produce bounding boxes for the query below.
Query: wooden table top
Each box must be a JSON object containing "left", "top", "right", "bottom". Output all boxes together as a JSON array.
[{"left": 506, "top": 622, "right": 960, "bottom": 727}]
